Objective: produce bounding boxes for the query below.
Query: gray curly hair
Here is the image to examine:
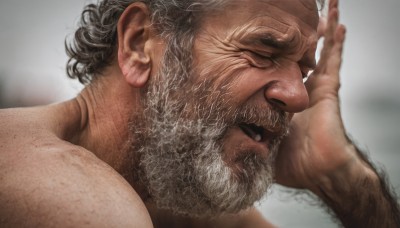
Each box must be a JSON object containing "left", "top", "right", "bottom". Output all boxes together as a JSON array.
[{"left": 66, "top": 0, "right": 325, "bottom": 84}]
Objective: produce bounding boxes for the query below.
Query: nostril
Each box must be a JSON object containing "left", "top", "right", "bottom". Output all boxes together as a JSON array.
[
  {"left": 264, "top": 80, "right": 309, "bottom": 112},
  {"left": 269, "top": 98, "right": 286, "bottom": 107}
]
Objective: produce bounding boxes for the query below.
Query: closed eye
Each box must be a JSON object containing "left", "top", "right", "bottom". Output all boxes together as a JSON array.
[{"left": 242, "top": 50, "right": 276, "bottom": 69}]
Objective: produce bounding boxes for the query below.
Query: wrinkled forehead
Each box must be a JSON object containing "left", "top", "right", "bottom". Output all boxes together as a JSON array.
[
  {"left": 263, "top": 0, "right": 319, "bottom": 28},
  {"left": 221, "top": 0, "right": 319, "bottom": 30}
]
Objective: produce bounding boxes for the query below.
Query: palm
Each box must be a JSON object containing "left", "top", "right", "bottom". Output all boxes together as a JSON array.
[
  {"left": 276, "top": 93, "right": 350, "bottom": 188},
  {"left": 275, "top": 0, "right": 353, "bottom": 189}
]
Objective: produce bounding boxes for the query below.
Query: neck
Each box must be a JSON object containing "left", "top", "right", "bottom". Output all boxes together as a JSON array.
[{"left": 71, "top": 69, "right": 142, "bottom": 179}]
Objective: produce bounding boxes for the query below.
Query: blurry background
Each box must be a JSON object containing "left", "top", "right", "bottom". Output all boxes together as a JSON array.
[{"left": 0, "top": 0, "right": 399, "bottom": 227}]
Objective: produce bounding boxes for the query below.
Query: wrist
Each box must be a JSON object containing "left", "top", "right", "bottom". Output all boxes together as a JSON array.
[
  {"left": 309, "top": 144, "right": 378, "bottom": 201},
  {"left": 306, "top": 145, "right": 400, "bottom": 227}
]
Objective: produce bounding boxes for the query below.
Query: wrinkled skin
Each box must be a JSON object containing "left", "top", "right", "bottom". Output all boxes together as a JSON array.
[
  {"left": 274, "top": 0, "right": 357, "bottom": 191},
  {"left": 193, "top": 0, "right": 319, "bottom": 171},
  {"left": 1, "top": 0, "right": 398, "bottom": 227},
  {"left": 192, "top": 0, "right": 362, "bottom": 201}
]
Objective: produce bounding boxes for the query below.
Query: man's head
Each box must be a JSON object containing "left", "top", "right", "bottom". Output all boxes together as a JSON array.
[
  {"left": 66, "top": 0, "right": 323, "bottom": 84},
  {"left": 66, "top": 0, "right": 323, "bottom": 218}
]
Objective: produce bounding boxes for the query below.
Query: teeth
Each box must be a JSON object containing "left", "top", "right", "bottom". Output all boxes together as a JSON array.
[
  {"left": 254, "top": 134, "right": 262, "bottom": 142},
  {"left": 239, "top": 124, "right": 264, "bottom": 142}
]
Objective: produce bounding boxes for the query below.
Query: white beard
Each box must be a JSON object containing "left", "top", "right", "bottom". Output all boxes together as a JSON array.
[{"left": 131, "top": 48, "right": 289, "bottom": 217}]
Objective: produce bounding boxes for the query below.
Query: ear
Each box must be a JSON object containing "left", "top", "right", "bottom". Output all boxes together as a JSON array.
[{"left": 117, "top": 3, "right": 152, "bottom": 88}]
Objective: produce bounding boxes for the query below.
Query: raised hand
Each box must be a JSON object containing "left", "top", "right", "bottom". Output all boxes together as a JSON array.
[
  {"left": 274, "top": 2, "right": 400, "bottom": 226},
  {"left": 274, "top": 0, "right": 356, "bottom": 190}
]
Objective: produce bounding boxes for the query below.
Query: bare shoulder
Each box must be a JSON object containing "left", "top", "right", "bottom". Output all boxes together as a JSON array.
[
  {"left": 0, "top": 109, "right": 153, "bottom": 227},
  {"left": 0, "top": 142, "right": 153, "bottom": 227},
  {"left": 211, "top": 208, "right": 276, "bottom": 228}
]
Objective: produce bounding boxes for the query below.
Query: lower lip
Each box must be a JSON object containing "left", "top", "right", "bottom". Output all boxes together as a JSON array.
[{"left": 223, "top": 127, "right": 271, "bottom": 161}]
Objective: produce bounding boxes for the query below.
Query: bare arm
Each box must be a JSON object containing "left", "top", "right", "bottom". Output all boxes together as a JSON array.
[
  {"left": 313, "top": 145, "right": 400, "bottom": 227},
  {"left": 275, "top": 0, "right": 400, "bottom": 226}
]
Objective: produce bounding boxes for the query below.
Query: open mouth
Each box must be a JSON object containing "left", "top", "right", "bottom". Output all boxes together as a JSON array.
[{"left": 238, "top": 123, "right": 265, "bottom": 142}]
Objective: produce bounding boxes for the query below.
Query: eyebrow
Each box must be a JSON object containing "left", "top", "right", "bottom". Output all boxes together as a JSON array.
[{"left": 242, "top": 32, "right": 296, "bottom": 52}]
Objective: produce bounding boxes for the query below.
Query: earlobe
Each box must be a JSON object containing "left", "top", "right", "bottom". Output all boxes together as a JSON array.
[{"left": 117, "top": 3, "right": 152, "bottom": 88}]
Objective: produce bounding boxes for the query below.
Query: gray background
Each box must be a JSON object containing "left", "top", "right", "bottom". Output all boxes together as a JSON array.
[{"left": 0, "top": 0, "right": 399, "bottom": 227}]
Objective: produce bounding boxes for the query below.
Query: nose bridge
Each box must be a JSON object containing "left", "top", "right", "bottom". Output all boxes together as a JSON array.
[{"left": 264, "top": 61, "right": 309, "bottom": 113}]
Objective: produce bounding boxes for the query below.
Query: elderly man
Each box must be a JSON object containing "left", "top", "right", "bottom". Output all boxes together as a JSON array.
[{"left": 0, "top": 0, "right": 399, "bottom": 227}]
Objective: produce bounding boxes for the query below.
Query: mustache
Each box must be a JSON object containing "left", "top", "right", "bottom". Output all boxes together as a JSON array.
[
  {"left": 230, "top": 102, "right": 291, "bottom": 136},
  {"left": 144, "top": 71, "right": 291, "bottom": 138}
]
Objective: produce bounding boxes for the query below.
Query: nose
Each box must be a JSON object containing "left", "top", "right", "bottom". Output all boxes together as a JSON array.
[{"left": 264, "top": 64, "right": 309, "bottom": 113}]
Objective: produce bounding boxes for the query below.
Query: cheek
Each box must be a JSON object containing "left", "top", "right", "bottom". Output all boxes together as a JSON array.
[
  {"left": 228, "top": 67, "right": 276, "bottom": 100},
  {"left": 193, "top": 44, "right": 278, "bottom": 105},
  {"left": 196, "top": 51, "right": 249, "bottom": 88}
]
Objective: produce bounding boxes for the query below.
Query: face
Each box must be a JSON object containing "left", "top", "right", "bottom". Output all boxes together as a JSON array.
[
  {"left": 194, "top": 0, "right": 318, "bottom": 170},
  {"left": 132, "top": 0, "right": 319, "bottom": 217}
]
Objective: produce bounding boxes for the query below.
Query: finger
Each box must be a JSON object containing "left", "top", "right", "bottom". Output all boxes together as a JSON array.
[
  {"left": 329, "top": 0, "right": 339, "bottom": 10},
  {"left": 317, "top": 17, "right": 327, "bottom": 39},
  {"left": 304, "top": 24, "right": 346, "bottom": 102},
  {"left": 326, "top": 25, "right": 346, "bottom": 78},
  {"left": 321, "top": 0, "right": 339, "bottom": 46},
  {"left": 324, "top": 2, "right": 339, "bottom": 45},
  {"left": 317, "top": 8, "right": 339, "bottom": 70}
]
